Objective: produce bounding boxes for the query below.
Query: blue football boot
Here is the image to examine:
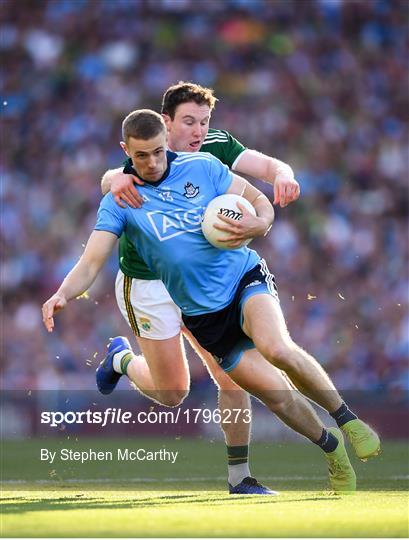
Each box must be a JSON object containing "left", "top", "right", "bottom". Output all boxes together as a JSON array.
[
  {"left": 229, "top": 476, "right": 278, "bottom": 495},
  {"left": 96, "top": 336, "right": 131, "bottom": 395}
]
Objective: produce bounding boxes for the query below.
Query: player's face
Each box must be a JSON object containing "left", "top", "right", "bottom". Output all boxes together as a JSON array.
[
  {"left": 164, "top": 102, "right": 211, "bottom": 152},
  {"left": 121, "top": 132, "right": 168, "bottom": 182}
]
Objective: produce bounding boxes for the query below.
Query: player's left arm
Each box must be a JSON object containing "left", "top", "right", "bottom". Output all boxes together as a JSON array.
[
  {"left": 233, "top": 149, "right": 300, "bottom": 208},
  {"left": 214, "top": 174, "right": 274, "bottom": 247}
]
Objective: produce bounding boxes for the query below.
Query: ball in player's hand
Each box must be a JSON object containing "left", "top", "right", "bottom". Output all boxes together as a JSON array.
[{"left": 201, "top": 194, "right": 256, "bottom": 250}]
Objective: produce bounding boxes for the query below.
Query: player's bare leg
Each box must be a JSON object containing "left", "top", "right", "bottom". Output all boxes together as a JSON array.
[
  {"left": 128, "top": 334, "right": 190, "bottom": 407},
  {"left": 242, "top": 295, "right": 342, "bottom": 413},
  {"left": 242, "top": 294, "right": 380, "bottom": 460},
  {"left": 229, "top": 348, "right": 323, "bottom": 441},
  {"left": 212, "top": 365, "right": 252, "bottom": 446},
  {"left": 96, "top": 334, "right": 189, "bottom": 406},
  {"left": 227, "top": 347, "right": 356, "bottom": 493},
  {"left": 183, "top": 328, "right": 251, "bottom": 446}
]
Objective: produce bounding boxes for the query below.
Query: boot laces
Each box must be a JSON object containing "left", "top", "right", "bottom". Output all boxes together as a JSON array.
[{"left": 242, "top": 476, "right": 263, "bottom": 487}]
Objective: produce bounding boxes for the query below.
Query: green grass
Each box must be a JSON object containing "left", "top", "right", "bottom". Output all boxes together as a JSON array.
[{"left": 1, "top": 438, "right": 408, "bottom": 537}]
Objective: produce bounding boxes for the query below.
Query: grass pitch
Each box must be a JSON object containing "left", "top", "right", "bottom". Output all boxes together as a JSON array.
[{"left": 1, "top": 438, "right": 408, "bottom": 537}]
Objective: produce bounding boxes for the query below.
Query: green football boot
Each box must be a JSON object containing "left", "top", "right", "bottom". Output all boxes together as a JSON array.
[
  {"left": 325, "top": 428, "right": 356, "bottom": 494},
  {"left": 341, "top": 419, "right": 381, "bottom": 461}
]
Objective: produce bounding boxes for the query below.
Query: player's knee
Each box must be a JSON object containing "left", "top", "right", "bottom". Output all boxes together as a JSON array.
[
  {"left": 158, "top": 389, "right": 188, "bottom": 407},
  {"left": 259, "top": 339, "right": 297, "bottom": 371},
  {"left": 218, "top": 386, "right": 250, "bottom": 410},
  {"left": 264, "top": 389, "right": 295, "bottom": 414}
]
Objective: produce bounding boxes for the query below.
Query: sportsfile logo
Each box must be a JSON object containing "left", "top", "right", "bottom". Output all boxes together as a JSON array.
[{"left": 147, "top": 206, "right": 206, "bottom": 241}]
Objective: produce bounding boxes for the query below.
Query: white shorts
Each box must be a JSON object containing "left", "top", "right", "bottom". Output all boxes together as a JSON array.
[{"left": 115, "top": 270, "right": 182, "bottom": 340}]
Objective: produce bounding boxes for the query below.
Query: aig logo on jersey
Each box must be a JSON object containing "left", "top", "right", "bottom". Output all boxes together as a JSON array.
[{"left": 147, "top": 206, "right": 206, "bottom": 241}]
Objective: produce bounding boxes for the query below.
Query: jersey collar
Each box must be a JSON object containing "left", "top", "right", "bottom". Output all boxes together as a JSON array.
[{"left": 122, "top": 151, "right": 178, "bottom": 187}]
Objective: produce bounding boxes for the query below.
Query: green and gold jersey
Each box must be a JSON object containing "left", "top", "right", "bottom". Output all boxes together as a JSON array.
[{"left": 118, "top": 128, "right": 246, "bottom": 279}]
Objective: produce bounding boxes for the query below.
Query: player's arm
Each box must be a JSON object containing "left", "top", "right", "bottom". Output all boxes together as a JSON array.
[
  {"left": 101, "top": 167, "right": 144, "bottom": 209},
  {"left": 234, "top": 149, "right": 300, "bottom": 208},
  {"left": 214, "top": 174, "right": 274, "bottom": 247},
  {"left": 42, "top": 231, "right": 118, "bottom": 332}
]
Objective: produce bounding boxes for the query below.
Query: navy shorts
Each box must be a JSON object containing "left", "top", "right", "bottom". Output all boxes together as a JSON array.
[{"left": 182, "top": 260, "right": 279, "bottom": 372}]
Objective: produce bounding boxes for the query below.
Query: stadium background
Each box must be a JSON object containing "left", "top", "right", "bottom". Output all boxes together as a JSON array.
[{"left": 1, "top": 0, "right": 408, "bottom": 442}]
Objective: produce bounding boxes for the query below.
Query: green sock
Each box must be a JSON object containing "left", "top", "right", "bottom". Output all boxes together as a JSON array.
[
  {"left": 120, "top": 352, "right": 133, "bottom": 375},
  {"left": 227, "top": 445, "right": 249, "bottom": 465},
  {"left": 227, "top": 445, "right": 251, "bottom": 486}
]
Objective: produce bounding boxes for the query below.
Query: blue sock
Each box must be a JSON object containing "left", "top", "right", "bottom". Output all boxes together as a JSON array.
[
  {"left": 330, "top": 403, "right": 357, "bottom": 428},
  {"left": 314, "top": 428, "right": 339, "bottom": 453}
]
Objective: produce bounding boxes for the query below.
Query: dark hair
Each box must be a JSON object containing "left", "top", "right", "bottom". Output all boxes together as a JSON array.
[
  {"left": 122, "top": 109, "right": 166, "bottom": 142},
  {"left": 161, "top": 81, "right": 217, "bottom": 119}
]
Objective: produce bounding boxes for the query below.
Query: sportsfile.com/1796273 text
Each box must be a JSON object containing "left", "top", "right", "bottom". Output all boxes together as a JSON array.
[{"left": 40, "top": 408, "right": 252, "bottom": 428}]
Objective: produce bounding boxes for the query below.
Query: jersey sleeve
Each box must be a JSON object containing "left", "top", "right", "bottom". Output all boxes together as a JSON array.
[
  {"left": 95, "top": 193, "right": 126, "bottom": 237},
  {"left": 224, "top": 131, "right": 246, "bottom": 169},
  {"left": 216, "top": 130, "right": 246, "bottom": 168},
  {"left": 206, "top": 153, "right": 233, "bottom": 195}
]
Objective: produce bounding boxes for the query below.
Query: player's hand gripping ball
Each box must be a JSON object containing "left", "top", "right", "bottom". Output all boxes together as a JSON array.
[{"left": 201, "top": 194, "right": 256, "bottom": 250}]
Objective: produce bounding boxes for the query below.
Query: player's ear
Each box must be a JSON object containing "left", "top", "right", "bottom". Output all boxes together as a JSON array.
[
  {"left": 162, "top": 113, "right": 171, "bottom": 131},
  {"left": 120, "top": 141, "right": 130, "bottom": 157}
]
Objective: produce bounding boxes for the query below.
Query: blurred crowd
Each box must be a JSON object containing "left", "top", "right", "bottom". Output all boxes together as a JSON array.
[{"left": 1, "top": 0, "right": 408, "bottom": 397}]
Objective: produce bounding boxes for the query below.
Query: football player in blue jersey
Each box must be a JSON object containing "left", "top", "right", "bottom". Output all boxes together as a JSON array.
[
  {"left": 99, "top": 82, "right": 300, "bottom": 495},
  {"left": 43, "top": 109, "right": 380, "bottom": 494}
]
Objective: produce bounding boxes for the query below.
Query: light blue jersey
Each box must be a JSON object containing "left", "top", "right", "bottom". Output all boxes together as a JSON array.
[{"left": 95, "top": 151, "right": 260, "bottom": 316}]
